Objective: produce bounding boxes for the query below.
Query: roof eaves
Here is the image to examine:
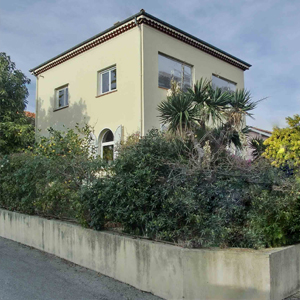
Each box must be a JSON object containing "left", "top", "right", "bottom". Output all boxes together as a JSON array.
[
  {"left": 141, "top": 11, "right": 251, "bottom": 68},
  {"left": 30, "top": 9, "right": 251, "bottom": 74},
  {"left": 29, "top": 10, "right": 144, "bottom": 73},
  {"left": 249, "top": 126, "right": 272, "bottom": 136}
]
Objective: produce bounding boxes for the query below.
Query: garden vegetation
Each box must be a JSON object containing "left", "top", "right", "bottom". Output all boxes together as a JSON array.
[{"left": 1, "top": 56, "right": 300, "bottom": 249}]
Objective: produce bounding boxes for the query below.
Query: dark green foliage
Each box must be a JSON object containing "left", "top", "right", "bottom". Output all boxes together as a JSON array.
[
  {"left": 158, "top": 78, "right": 261, "bottom": 135},
  {"left": 84, "top": 130, "right": 300, "bottom": 249},
  {"left": 0, "top": 115, "right": 35, "bottom": 154},
  {"left": 0, "top": 126, "right": 103, "bottom": 224},
  {"left": 0, "top": 52, "right": 30, "bottom": 122},
  {"left": 157, "top": 93, "right": 198, "bottom": 135},
  {"left": 1, "top": 128, "right": 300, "bottom": 249},
  {"left": 249, "top": 137, "right": 267, "bottom": 160},
  {"left": 0, "top": 52, "right": 35, "bottom": 154},
  {"left": 87, "top": 130, "right": 188, "bottom": 232},
  {"left": 248, "top": 186, "right": 300, "bottom": 247}
]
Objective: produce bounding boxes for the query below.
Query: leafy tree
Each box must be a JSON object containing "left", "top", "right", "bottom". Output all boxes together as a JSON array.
[
  {"left": 0, "top": 116, "right": 35, "bottom": 154},
  {"left": 263, "top": 115, "right": 300, "bottom": 168},
  {"left": 0, "top": 53, "right": 34, "bottom": 154},
  {"left": 0, "top": 52, "right": 30, "bottom": 122}
]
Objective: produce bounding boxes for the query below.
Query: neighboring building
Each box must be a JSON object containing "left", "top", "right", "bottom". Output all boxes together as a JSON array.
[
  {"left": 248, "top": 126, "right": 272, "bottom": 140},
  {"left": 246, "top": 126, "right": 272, "bottom": 160},
  {"left": 30, "top": 9, "right": 251, "bottom": 159}
]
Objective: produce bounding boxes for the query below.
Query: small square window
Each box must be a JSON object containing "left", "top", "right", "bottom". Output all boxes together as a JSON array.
[
  {"left": 98, "top": 67, "right": 117, "bottom": 95},
  {"left": 55, "top": 86, "right": 68, "bottom": 109}
]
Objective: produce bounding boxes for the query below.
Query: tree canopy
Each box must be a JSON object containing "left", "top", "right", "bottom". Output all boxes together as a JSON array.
[
  {"left": 0, "top": 53, "right": 34, "bottom": 154},
  {"left": 0, "top": 52, "right": 31, "bottom": 122}
]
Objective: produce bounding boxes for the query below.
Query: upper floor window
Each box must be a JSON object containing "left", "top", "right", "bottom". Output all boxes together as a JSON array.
[
  {"left": 98, "top": 66, "right": 116, "bottom": 95},
  {"left": 55, "top": 85, "right": 68, "bottom": 109},
  {"left": 158, "top": 54, "right": 192, "bottom": 92},
  {"left": 212, "top": 75, "right": 236, "bottom": 93}
]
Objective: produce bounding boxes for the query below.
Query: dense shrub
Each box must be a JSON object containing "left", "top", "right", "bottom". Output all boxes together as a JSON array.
[
  {"left": 0, "top": 125, "right": 103, "bottom": 224},
  {"left": 84, "top": 130, "right": 300, "bottom": 248},
  {"left": 248, "top": 186, "right": 300, "bottom": 247},
  {"left": 1, "top": 128, "right": 300, "bottom": 249}
]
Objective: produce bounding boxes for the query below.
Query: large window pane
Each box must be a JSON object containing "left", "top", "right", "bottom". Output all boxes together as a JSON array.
[
  {"left": 111, "top": 69, "right": 116, "bottom": 90},
  {"left": 182, "top": 65, "right": 192, "bottom": 92},
  {"left": 55, "top": 86, "right": 68, "bottom": 109},
  {"left": 158, "top": 54, "right": 192, "bottom": 91},
  {"left": 102, "top": 72, "right": 109, "bottom": 93},
  {"left": 158, "top": 54, "right": 182, "bottom": 89},
  {"left": 103, "top": 130, "right": 114, "bottom": 143},
  {"left": 58, "top": 90, "right": 64, "bottom": 107},
  {"left": 212, "top": 75, "right": 236, "bottom": 93},
  {"left": 65, "top": 87, "right": 68, "bottom": 105},
  {"left": 103, "top": 145, "right": 114, "bottom": 162}
]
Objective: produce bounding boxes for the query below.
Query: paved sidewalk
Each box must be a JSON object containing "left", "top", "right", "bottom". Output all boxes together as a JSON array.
[{"left": 0, "top": 237, "right": 161, "bottom": 300}]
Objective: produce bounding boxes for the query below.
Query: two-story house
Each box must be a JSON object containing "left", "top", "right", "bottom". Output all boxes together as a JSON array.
[{"left": 30, "top": 9, "right": 251, "bottom": 159}]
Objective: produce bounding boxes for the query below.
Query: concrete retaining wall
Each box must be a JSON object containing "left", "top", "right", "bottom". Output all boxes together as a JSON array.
[{"left": 0, "top": 208, "right": 299, "bottom": 300}]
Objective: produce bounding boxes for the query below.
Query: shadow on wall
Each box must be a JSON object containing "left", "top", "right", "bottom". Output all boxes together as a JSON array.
[{"left": 37, "top": 93, "right": 91, "bottom": 137}]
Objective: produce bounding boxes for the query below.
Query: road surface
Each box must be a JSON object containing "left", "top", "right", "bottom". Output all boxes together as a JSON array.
[{"left": 0, "top": 237, "right": 160, "bottom": 300}]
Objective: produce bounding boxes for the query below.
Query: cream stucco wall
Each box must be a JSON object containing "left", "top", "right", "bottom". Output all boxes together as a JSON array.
[
  {"left": 36, "top": 26, "right": 142, "bottom": 143},
  {"left": 35, "top": 22, "right": 247, "bottom": 144},
  {"left": 142, "top": 24, "right": 245, "bottom": 133}
]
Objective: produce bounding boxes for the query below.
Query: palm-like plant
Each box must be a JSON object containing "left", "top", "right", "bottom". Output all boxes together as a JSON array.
[
  {"left": 187, "top": 80, "right": 230, "bottom": 130},
  {"left": 158, "top": 78, "right": 263, "bottom": 143},
  {"left": 204, "top": 87, "right": 231, "bottom": 126},
  {"left": 187, "top": 78, "right": 210, "bottom": 105},
  {"left": 225, "top": 90, "right": 264, "bottom": 129},
  {"left": 157, "top": 93, "right": 198, "bottom": 136},
  {"left": 249, "top": 137, "right": 267, "bottom": 160}
]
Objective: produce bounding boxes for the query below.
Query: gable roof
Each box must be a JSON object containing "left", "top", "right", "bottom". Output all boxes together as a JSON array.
[{"left": 30, "top": 9, "right": 251, "bottom": 75}]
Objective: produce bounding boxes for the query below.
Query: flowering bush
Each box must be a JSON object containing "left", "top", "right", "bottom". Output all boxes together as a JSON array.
[{"left": 263, "top": 115, "right": 300, "bottom": 169}]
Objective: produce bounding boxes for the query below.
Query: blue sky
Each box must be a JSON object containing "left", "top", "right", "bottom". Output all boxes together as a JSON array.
[{"left": 1, "top": 0, "right": 299, "bottom": 130}]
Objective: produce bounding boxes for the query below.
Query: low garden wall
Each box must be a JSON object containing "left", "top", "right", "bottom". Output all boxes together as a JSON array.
[{"left": 0, "top": 208, "right": 299, "bottom": 300}]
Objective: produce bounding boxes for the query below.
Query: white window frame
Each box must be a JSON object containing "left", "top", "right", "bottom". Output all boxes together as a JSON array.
[
  {"left": 55, "top": 85, "right": 68, "bottom": 110},
  {"left": 98, "top": 66, "right": 117, "bottom": 95}
]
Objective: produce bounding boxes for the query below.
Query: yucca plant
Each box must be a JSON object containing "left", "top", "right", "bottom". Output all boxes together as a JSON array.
[
  {"left": 158, "top": 78, "right": 263, "bottom": 145},
  {"left": 157, "top": 93, "right": 198, "bottom": 136},
  {"left": 249, "top": 137, "right": 267, "bottom": 160},
  {"left": 187, "top": 80, "right": 230, "bottom": 129},
  {"left": 225, "top": 90, "right": 264, "bottom": 129},
  {"left": 203, "top": 86, "right": 231, "bottom": 127}
]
